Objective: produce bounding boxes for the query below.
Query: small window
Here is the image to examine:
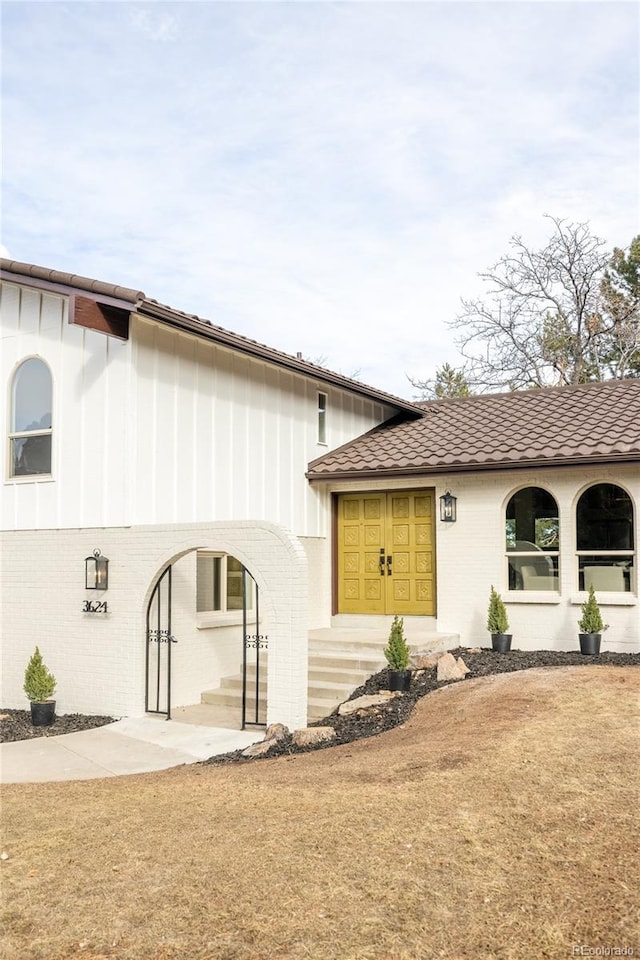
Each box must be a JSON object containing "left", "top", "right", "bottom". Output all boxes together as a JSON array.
[
  {"left": 576, "top": 484, "right": 635, "bottom": 592},
  {"left": 317, "top": 392, "right": 327, "bottom": 444},
  {"left": 506, "top": 487, "right": 559, "bottom": 591},
  {"left": 9, "top": 358, "right": 52, "bottom": 477},
  {"left": 196, "top": 553, "right": 254, "bottom": 613}
]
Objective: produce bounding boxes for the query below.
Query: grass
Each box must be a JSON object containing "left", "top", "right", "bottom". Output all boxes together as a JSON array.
[{"left": 2, "top": 665, "right": 639, "bottom": 960}]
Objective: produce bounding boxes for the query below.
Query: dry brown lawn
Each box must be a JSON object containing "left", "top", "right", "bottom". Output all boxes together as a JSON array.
[{"left": 2, "top": 666, "right": 639, "bottom": 960}]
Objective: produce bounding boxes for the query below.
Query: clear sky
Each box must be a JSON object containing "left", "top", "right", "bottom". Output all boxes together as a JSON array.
[{"left": 2, "top": 1, "right": 638, "bottom": 399}]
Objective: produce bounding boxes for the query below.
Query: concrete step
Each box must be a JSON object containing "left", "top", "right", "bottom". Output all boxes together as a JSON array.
[{"left": 201, "top": 628, "right": 460, "bottom": 724}]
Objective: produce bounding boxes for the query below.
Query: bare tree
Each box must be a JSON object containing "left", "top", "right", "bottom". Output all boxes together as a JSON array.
[{"left": 410, "top": 217, "right": 639, "bottom": 397}]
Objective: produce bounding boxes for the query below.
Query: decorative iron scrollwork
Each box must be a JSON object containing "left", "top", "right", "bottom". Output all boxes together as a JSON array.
[
  {"left": 147, "top": 630, "right": 178, "bottom": 645},
  {"left": 244, "top": 633, "right": 268, "bottom": 649}
]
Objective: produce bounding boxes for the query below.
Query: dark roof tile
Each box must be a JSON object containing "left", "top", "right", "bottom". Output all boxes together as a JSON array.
[{"left": 307, "top": 380, "right": 640, "bottom": 479}]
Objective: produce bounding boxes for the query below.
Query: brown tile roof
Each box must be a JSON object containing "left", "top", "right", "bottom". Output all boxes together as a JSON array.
[
  {"left": 307, "top": 379, "right": 640, "bottom": 480},
  {"left": 1, "top": 258, "right": 422, "bottom": 416}
]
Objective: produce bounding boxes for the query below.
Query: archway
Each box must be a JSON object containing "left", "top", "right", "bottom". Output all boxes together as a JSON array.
[{"left": 138, "top": 521, "right": 308, "bottom": 730}]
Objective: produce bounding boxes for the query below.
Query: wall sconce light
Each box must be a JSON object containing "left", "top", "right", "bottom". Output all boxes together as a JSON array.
[
  {"left": 85, "top": 549, "right": 109, "bottom": 590},
  {"left": 439, "top": 491, "right": 457, "bottom": 523}
]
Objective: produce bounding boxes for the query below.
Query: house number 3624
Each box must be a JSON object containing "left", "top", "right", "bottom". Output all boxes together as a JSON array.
[{"left": 82, "top": 600, "right": 108, "bottom": 614}]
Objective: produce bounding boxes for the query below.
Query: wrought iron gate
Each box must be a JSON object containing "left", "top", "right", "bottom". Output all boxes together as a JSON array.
[
  {"left": 241, "top": 566, "right": 267, "bottom": 729},
  {"left": 145, "top": 565, "right": 177, "bottom": 719}
]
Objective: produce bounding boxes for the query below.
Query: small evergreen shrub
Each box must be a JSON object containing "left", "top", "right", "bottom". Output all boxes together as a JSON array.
[
  {"left": 23, "top": 646, "right": 57, "bottom": 702},
  {"left": 487, "top": 586, "right": 509, "bottom": 634},
  {"left": 383, "top": 616, "right": 410, "bottom": 671},
  {"left": 578, "top": 585, "right": 609, "bottom": 634}
]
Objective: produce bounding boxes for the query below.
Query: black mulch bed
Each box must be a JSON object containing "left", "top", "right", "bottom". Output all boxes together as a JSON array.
[
  {"left": 204, "top": 646, "right": 640, "bottom": 765},
  {"left": 2, "top": 648, "right": 638, "bottom": 755},
  {"left": 0, "top": 710, "right": 115, "bottom": 744}
]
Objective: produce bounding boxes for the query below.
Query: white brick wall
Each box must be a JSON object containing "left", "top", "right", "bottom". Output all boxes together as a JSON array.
[
  {"left": 326, "top": 465, "right": 640, "bottom": 653},
  {"left": 0, "top": 520, "right": 309, "bottom": 728}
]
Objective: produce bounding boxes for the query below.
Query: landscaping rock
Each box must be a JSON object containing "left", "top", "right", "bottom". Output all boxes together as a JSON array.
[
  {"left": 242, "top": 739, "right": 278, "bottom": 758},
  {"left": 338, "top": 691, "right": 398, "bottom": 716},
  {"left": 264, "top": 723, "right": 289, "bottom": 742},
  {"left": 241, "top": 722, "right": 291, "bottom": 757},
  {"left": 292, "top": 727, "right": 336, "bottom": 747},
  {"left": 437, "top": 652, "right": 469, "bottom": 682},
  {"left": 456, "top": 657, "right": 471, "bottom": 676},
  {"left": 410, "top": 651, "right": 446, "bottom": 670}
]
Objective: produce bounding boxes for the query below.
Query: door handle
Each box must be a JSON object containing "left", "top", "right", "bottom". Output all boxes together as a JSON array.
[
  {"left": 379, "top": 549, "right": 385, "bottom": 576},
  {"left": 386, "top": 555, "right": 393, "bottom": 575}
]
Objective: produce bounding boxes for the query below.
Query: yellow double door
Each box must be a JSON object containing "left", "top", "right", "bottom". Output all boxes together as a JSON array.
[{"left": 337, "top": 490, "right": 436, "bottom": 616}]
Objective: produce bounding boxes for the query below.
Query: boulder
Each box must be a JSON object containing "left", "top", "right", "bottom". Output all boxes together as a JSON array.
[
  {"left": 437, "top": 652, "right": 469, "bottom": 682},
  {"left": 264, "top": 722, "right": 289, "bottom": 742},
  {"left": 242, "top": 739, "right": 279, "bottom": 758},
  {"left": 409, "top": 651, "right": 446, "bottom": 670},
  {"left": 338, "top": 691, "right": 398, "bottom": 716},
  {"left": 241, "top": 721, "right": 290, "bottom": 757},
  {"left": 292, "top": 726, "right": 336, "bottom": 747}
]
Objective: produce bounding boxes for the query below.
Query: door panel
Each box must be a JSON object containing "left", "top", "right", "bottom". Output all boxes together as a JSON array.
[
  {"left": 338, "top": 494, "right": 386, "bottom": 614},
  {"left": 337, "top": 491, "right": 436, "bottom": 615}
]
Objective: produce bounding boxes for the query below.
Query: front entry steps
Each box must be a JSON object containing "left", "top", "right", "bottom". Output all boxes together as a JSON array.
[{"left": 199, "top": 626, "right": 459, "bottom": 724}]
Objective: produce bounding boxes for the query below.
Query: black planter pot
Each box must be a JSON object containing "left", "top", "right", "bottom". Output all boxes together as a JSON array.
[
  {"left": 30, "top": 700, "right": 56, "bottom": 727},
  {"left": 579, "top": 633, "right": 601, "bottom": 656},
  {"left": 491, "top": 633, "right": 512, "bottom": 653},
  {"left": 388, "top": 669, "right": 412, "bottom": 692}
]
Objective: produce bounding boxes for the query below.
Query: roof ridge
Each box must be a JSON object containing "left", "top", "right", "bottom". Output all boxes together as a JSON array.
[{"left": 415, "top": 378, "right": 640, "bottom": 409}]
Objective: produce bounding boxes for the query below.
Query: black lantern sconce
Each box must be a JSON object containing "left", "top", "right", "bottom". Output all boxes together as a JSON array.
[
  {"left": 439, "top": 491, "right": 457, "bottom": 523},
  {"left": 85, "top": 549, "right": 109, "bottom": 590}
]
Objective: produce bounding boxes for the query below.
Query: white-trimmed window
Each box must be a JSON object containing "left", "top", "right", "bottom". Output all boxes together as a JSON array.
[
  {"left": 317, "top": 391, "right": 327, "bottom": 444},
  {"left": 196, "top": 553, "right": 254, "bottom": 614},
  {"left": 506, "top": 487, "right": 560, "bottom": 591},
  {"left": 577, "top": 484, "right": 635, "bottom": 593},
  {"left": 9, "top": 358, "right": 52, "bottom": 477}
]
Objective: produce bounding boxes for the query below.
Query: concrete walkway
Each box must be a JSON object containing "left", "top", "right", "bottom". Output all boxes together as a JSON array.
[{"left": 0, "top": 717, "right": 262, "bottom": 784}]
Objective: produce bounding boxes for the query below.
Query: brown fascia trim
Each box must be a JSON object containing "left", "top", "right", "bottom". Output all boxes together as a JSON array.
[
  {"left": 1, "top": 259, "right": 423, "bottom": 413},
  {"left": 306, "top": 452, "right": 640, "bottom": 482},
  {"left": 70, "top": 295, "right": 130, "bottom": 341},
  {"left": 138, "top": 299, "right": 424, "bottom": 416}
]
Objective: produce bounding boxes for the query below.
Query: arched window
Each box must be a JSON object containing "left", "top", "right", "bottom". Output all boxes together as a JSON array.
[
  {"left": 506, "top": 487, "right": 559, "bottom": 591},
  {"left": 9, "top": 358, "right": 52, "bottom": 477},
  {"left": 576, "top": 484, "right": 635, "bottom": 592}
]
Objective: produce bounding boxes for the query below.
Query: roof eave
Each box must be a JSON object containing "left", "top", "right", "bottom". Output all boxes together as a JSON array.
[
  {"left": 306, "top": 451, "right": 640, "bottom": 482},
  {"left": 0, "top": 258, "right": 423, "bottom": 414},
  {"left": 137, "top": 299, "right": 424, "bottom": 414},
  {"left": 0, "top": 260, "right": 144, "bottom": 310}
]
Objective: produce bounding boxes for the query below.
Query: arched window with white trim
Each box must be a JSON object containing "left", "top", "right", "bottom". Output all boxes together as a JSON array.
[
  {"left": 9, "top": 358, "right": 52, "bottom": 477},
  {"left": 576, "top": 484, "right": 635, "bottom": 593},
  {"left": 506, "top": 486, "right": 559, "bottom": 591}
]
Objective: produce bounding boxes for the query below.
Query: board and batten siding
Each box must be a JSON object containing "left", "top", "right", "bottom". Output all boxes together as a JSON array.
[
  {"left": 1, "top": 280, "right": 132, "bottom": 531},
  {"left": 2, "top": 284, "right": 393, "bottom": 536},
  {"left": 130, "top": 315, "right": 390, "bottom": 536}
]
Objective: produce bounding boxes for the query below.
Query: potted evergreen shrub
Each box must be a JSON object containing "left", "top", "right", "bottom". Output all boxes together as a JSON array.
[
  {"left": 487, "top": 586, "right": 512, "bottom": 652},
  {"left": 383, "top": 615, "right": 412, "bottom": 692},
  {"left": 578, "top": 585, "right": 608, "bottom": 655},
  {"left": 24, "top": 646, "right": 57, "bottom": 726}
]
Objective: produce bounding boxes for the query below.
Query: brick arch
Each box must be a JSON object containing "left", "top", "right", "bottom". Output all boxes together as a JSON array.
[{"left": 138, "top": 521, "right": 308, "bottom": 729}]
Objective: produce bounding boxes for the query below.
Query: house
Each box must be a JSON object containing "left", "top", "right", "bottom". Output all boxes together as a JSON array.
[
  {"left": 1, "top": 259, "right": 638, "bottom": 729},
  {"left": 308, "top": 382, "right": 639, "bottom": 656}
]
